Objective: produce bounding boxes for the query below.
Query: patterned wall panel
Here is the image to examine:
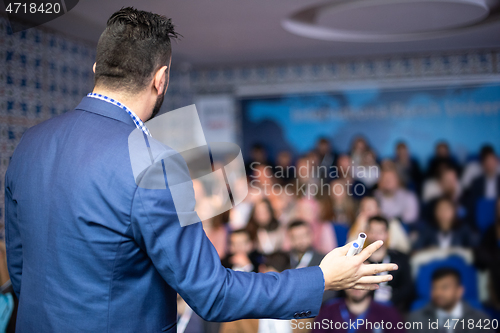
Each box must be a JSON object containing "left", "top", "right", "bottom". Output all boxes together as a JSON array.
[
  {"left": 190, "top": 50, "right": 500, "bottom": 94},
  {"left": 0, "top": 16, "right": 96, "bottom": 232}
]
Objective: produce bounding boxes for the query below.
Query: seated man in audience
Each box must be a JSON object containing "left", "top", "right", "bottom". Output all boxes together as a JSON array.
[
  {"left": 221, "top": 229, "right": 261, "bottom": 273},
  {"left": 375, "top": 168, "right": 419, "bottom": 225},
  {"left": 312, "top": 286, "right": 404, "bottom": 332},
  {"left": 423, "top": 167, "right": 463, "bottom": 222},
  {"left": 288, "top": 220, "right": 324, "bottom": 269},
  {"left": 463, "top": 146, "right": 500, "bottom": 224},
  {"left": 393, "top": 142, "right": 422, "bottom": 195},
  {"left": 287, "top": 220, "right": 337, "bottom": 304},
  {"left": 427, "top": 141, "right": 461, "bottom": 180},
  {"left": 414, "top": 197, "right": 478, "bottom": 251},
  {"left": 366, "top": 216, "right": 414, "bottom": 312},
  {"left": 408, "top": 268, "right": 489, "bottom": 333}
]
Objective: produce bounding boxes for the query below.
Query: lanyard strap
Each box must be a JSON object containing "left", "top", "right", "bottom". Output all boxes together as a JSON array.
[{"left": 339, "top": 302, "right": 368, "bottom": 333}]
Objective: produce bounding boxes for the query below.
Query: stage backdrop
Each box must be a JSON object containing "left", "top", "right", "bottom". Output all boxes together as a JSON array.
[{"left": 241, "top": 82, "right": 500, "bottom": 165}]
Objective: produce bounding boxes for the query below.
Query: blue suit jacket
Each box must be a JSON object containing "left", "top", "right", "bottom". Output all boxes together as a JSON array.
[{"left": 5, "top": 97, "right": 324, "bottom": 333}]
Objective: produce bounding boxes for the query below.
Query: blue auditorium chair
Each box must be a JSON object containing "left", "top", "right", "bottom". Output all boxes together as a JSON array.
[{"left": 475, "top": 198, "right": 496, "bottom": 234}]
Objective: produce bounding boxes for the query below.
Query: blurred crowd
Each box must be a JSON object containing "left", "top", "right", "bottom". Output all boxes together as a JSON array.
[{"left": 183, "top": 137, "right": 500, "bottom": 333}]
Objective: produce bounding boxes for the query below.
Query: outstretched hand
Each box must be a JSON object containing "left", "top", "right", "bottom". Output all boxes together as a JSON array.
[{"left": 319, "top": 240, "right": 398, "bottom": 291}]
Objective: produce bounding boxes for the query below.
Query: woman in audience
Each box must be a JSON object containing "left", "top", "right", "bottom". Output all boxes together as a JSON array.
[
  {"left": 414, "top": 197, "right": 478, "bottom": 251},
  {"left": 245, "top": 198, "right": 284, "bottom": 254},
  {"left": 316, "top": 197, "right": 349, "bottom": 253},
  {"left": 329, "top": 178, "right": 358, "bottom": 226},
  {"left": 349, "top": 196, "right": 411, "bottom": 254},
  {"left": 374, "top": 167, "right": 419, "bottom": 225},
  {"left": 353, "top": 149, "right": 380, "bottom": 190},
  {"left": 393, "top": 141, "right": 422, "bottom": 194},
  {"left": 350, "top": 136, "right": 370, "bottom": 167}
]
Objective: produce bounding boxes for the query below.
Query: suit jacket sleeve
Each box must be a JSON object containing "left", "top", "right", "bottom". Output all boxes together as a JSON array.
[
  {"left": 129, "top": 149, "right": 324, "bottom": 322},
  {"left": 5, "top": 180, "right": 22, "bottom": 298}
]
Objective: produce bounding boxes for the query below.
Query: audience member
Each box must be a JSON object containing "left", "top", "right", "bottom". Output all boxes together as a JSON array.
[
  {"left": 246, "top": 143, "right": 272, "bottom": 169},
  {"left": 312, "top": 288, "right": 405, "bottom": 333},
  {"left": 221, "top": 229, "right": 261, "bottom": 273},
  {"left": 354, "top": 149, "right": 380, "bottom": 190},
  {"left": 351, "top": 136, "right": 370, "bottom": 167},
  {"left": 366, "top": 216, "right": 414, "bottom": 312},
  {"left": 463, "top": 146, "right": 500, "bottom": 225},
  {"left": 393, "top": 142, "right": 422, "bottom": 194},
  {"left": 329, "top": 178, "right": 358, "bottom": 226},
  {"left": 318, "top": 197, "right": 349, "bottom": 249},
  {"left": 461, "top": 145, "right": 500, "bottom": 190},
  {"left": 422, "top": 167, "right": 464, "bottom": 222},
  {"left": 426, "top": 141, "right": 461, "bottom": 179},
  {"left": 245, "top": 198, "right": 284, "bottom": 254},
  {"left": 375, "top": 168, "right": 419, "bottom": 225},
  {"left": 287, "top": 220, "right": 324, "bottom": 268},
  {"left": 414, "top": 197, "right": 478, "bottom": 251},
  {"left": 316, "top": 137, "right": 336, "bottom": 171},
  {"left": 408, "top": 268, "right": 489, "bottom": 333},
  {"left": 274, "top": 150, "right": 295, "bottom": 185}
]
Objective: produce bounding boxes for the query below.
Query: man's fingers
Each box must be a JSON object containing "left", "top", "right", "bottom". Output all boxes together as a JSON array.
[
  {"left": 337, "top": 241, "right": 356, "bottom": 256},
  {"left": 357, "top": 274, "right": 393, "bottom": 285},
  {"left": 360, "top": 263, "right": 399, "bottom": 276},
  {"left": 358, "top": 240, "right": 384, "bottom": 261},
  {"left": 350, "top": 283, "right": 380, "bottom": 290}
]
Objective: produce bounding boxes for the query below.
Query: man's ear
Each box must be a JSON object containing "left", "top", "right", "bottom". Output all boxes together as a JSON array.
[
  {"left": 153, "top": 66, "right": 169, "bottom": 96},
  {"left": 93, "top": 63, "right": 96, "bottom": 73}
]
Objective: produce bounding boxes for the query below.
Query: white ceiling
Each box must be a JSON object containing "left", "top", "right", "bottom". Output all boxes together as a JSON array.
[{"left": 42, "top": 0, "right": 500, "bottom": 66}]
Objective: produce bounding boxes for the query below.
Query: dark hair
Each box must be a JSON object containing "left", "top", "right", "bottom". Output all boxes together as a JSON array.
[
  {"left": 94, "top": 7, "right": 180, "bottom": 92},
  {"left": 432, "top": 267, "right": 461, "bottom": 285},
  {"left": 396, "top": 141, "right": 407, "bottom": 150},
  {"left": 262, "top": 252, "right": 290, "bottom": 272},
  {"left": 287, "top": 220, "right": 309, "bottom": 231},
  {"left": 246, "top": 198, "right": 279, "bottom": 241},
  {"left": 367, "top": 215, "right": 389, "bottom": 230},
  {"left": 318, "top": 137, "right": 330, "bottom": 145},
  {"left": 480, "top": 144, "right": 495, "bottom": 163},
  {"left": 251, "top": 143, "right": 265, "bottom": 151}
]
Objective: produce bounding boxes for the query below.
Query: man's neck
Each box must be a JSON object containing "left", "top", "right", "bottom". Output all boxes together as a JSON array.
[
  {"left": 346, "top": 297, "right": 371, "bottom": 315},
  {"left": 92, "top": 87, "right": 151, "bottom": 122}
]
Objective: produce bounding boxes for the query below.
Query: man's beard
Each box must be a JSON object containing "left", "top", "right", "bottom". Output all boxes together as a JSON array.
[{"left": 150, "top": 85, "right": 167, "bottom": 120}]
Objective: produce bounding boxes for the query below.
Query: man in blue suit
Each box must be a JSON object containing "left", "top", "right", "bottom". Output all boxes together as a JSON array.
[{"left": 4, "top": 7, "right": 397, "bottom": 333}]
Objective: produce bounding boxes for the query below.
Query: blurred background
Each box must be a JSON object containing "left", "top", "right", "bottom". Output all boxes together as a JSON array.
[{"left": 1, "top": 0, "right": 500, "bottom": 332}]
